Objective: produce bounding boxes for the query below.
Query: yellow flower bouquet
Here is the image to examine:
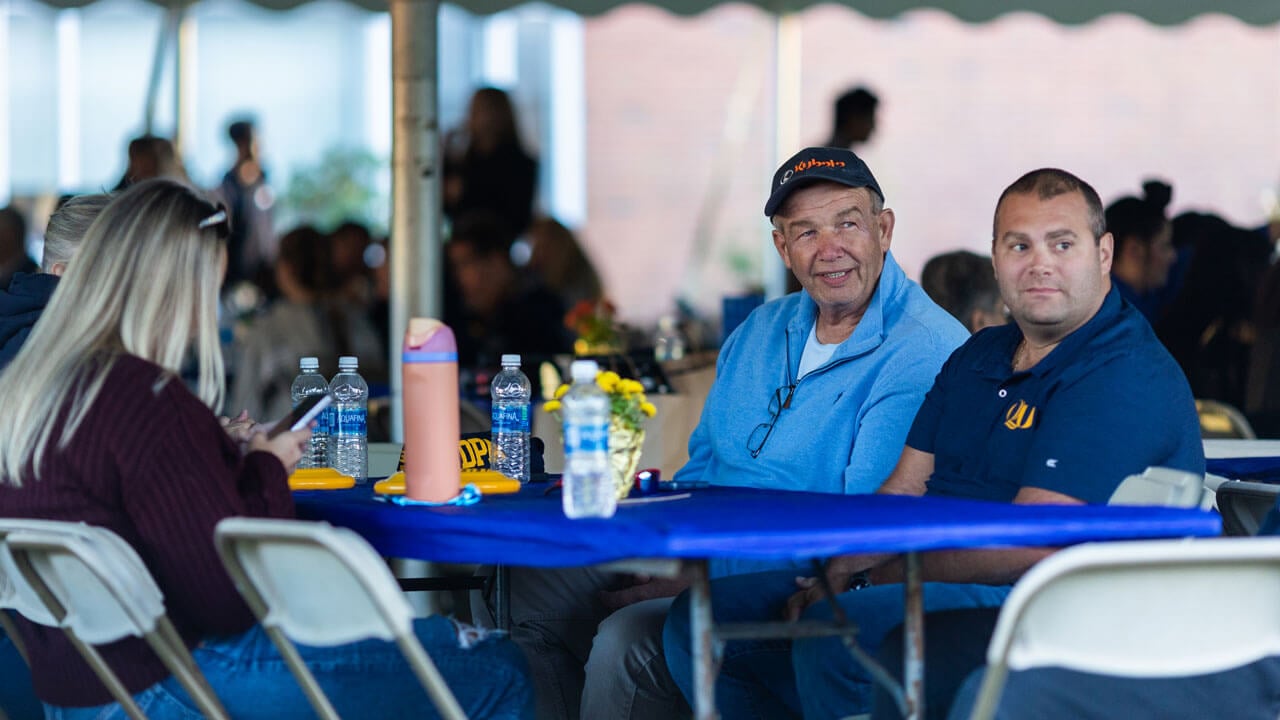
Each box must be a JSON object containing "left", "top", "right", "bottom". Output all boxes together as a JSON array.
[{"left": 544, "top": 370, "right": 657, "bottom": 501}]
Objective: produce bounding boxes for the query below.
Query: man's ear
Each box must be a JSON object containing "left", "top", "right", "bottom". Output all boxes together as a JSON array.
[
  {"left": 772, "top": 228, "right": 792, "bottom": 270},
  {"left": 876, "top": 208, "right": 895, "bottom": 253},
  {"left": 1098, "top": 232, "right": 1115, "bottom": 275}
]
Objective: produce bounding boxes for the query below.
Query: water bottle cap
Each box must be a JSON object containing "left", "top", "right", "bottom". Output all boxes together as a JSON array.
[
  {"left": 570, "top": 359, "right": 599, "bottom": 382},
  {"left": 300, "top": 357, "right": 319, "bottom": 370},
  {"left": 501, "top": 354, "right": 521, "bottom": 367},
  {"left": 338, "top": 356, "right": 358, "bottom": 370}
]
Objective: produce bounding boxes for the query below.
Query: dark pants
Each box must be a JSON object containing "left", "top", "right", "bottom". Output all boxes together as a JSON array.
[{"left": 871, "top": 608, "right": 998, "bottom": 720}]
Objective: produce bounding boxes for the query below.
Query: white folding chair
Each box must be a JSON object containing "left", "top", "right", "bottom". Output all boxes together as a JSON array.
[
  {"left": 1107, "top": 466, "right": 1205, "bottom": 508},
  {"left": 969, "top": 537, "right": 1280, "bottom": 720},
  {"left": 0, "top": 519, "right": 70, "bottom": 667},
  {"left": 0, "top": 521, "right": 228, "bottom": 720},
  {"left": 213, "top": 517, "right": 467, "bottom": 720},
  {"left": 1215, "top": 480, "right": 1280, "bottom": 537},
  {"left": 1197, "top": 399, "right": 1258, "bottom": 440}
]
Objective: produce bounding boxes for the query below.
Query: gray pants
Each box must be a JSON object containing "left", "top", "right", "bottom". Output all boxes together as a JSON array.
[{"left": 472, "top": 566, "right": 689, "bottom": 720}]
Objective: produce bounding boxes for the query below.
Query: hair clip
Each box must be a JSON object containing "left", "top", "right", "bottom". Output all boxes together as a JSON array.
[{"left": 197, "top": 209, "right": 228, "bottom": 230}]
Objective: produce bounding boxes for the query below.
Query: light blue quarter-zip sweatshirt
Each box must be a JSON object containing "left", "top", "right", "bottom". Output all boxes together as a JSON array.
[{"left": 673, "top": 252, "right": 967, "bottom": 576}]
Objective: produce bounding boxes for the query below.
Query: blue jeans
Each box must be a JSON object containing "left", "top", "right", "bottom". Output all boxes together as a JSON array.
[
  {"left": 44, "top": 616, "right": 533, "bottom": 720},
  {"left": 0, "top": 631, "right": 41, "bottom": 720},
  {"left": 663, "top": 570, "right": 1011, "bottom": 720}
]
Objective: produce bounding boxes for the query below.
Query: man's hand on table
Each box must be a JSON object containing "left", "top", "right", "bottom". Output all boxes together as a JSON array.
[
  {"left": 783, "top": 553, "right": 887, "bottom": 621},
  {"left": 599, "top": 574, "right": 692, "bottom": 612}
]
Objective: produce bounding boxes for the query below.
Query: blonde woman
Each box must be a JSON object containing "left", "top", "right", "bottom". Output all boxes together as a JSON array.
[{"left": 0, "top": 179, "right": 531, "bottom": 720}]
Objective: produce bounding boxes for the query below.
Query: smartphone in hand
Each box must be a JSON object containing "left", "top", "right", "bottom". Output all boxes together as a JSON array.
[{"left": 267, "top": 394, "right": 332, "bottom": 439}]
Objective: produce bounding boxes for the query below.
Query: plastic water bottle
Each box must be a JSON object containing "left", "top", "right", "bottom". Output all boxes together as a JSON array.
[
  {"left": 491, "top": 354, "right": 532, "bottom": 482},
  {"left": 654, "top": 315, "right": 686, "bottom": 362},
  {"left": 562, "top": 359, "right": 614, "bottom": 518},
  {"left": 329, "top": 355, "right": 368, "bottom": 479},
  {"left": 290, "top": 357, "right": 331, "bottom": 469}
]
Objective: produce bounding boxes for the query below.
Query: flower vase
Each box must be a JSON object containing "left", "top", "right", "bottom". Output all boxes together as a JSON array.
[{"left": 609, "top": 418, "right": 646, "bottom": 502}]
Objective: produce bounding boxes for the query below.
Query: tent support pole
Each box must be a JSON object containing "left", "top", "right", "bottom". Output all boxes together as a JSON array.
[
  {"left": 389, "top": 0, "right": 441, "bottom": 444},
  {"left": 767, "top": 12, "right": 801, "bottom": 299}
]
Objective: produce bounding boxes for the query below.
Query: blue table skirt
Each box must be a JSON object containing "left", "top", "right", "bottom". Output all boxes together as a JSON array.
[
  {"left": 293, "top": 486, "right": 1221, "bottom": 568},
  {"left": 1207, "top": 457, "right": 1280, "bottom": 483}
]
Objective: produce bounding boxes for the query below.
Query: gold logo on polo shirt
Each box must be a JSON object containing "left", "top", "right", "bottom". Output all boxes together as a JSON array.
[{"left": 1004, "top": 400, "right": 1037, "bottom": 430}]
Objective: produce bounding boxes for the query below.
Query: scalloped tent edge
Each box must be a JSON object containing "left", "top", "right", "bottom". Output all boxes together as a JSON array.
[{"left": 24, "top": 0, "right": 1280, "bottom": 24}]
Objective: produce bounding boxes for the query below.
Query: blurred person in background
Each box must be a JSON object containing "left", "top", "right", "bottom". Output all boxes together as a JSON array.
[
  {"left": 0, "top": 179, "right": 533, "bottom": 719},
  {"left": 444, "top": 87, "right": 539, "bottom": 237},
  {"left": 526, "top": 217, "right": 604, "bottom": 310},
  {"left": 1157, "top": 212, "right": 1271, "bottom": 408},
  {"left": 0, "top": 194, "right": 111, "bottom": 371},
  {"left": 920, "top": 250, "right": 1005, "bottom": 333},
  {"left": 114, "top": 135, "right": 188, "bottom": 190},
  {"left": 445, "top": 212, "right": 571, "bottom": 370},
  {"left": 1246, "top": 253, "right": 1280, "bottom": 436},
  {"left": 328, "top": 220, "right": 375, "bottom": 307},
  {"left": 825, "top": 86, "right": 879, "bottom": 149},
  {"left": 215, "top": 119, "right": 277, "bottom": 292},
  {"left": 228, "top": 225, "right": 385, "bottom": 421},
  {"left": 1105, "top": 180, "right": 1176, "bottom": 324},
  {"left": 0, "top": 205, "right": 36, "bottom": 290}
]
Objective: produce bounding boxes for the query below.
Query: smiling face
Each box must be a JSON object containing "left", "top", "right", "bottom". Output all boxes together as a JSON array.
[
  {"left": 992, "top": 190, "right": 1113, "bottom": 344},
  {"left": 771, "top": 183, "right": 894, "bottom": 335}
]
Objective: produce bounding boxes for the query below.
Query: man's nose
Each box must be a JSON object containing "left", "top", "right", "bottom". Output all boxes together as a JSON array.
[
  {"left": 1028, "top": 242, "right": 1054, "bottom": 266},
  {"left": 1022, "top": 244, "right": 1055, "bottom": 275},
  {"left": 815, "top": 228, "right": 844, "bottom": 258}
]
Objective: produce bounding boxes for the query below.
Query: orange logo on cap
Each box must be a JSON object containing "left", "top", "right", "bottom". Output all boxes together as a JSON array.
[{"left": 793, "top": 159, "right": 846, "bottom": 173}]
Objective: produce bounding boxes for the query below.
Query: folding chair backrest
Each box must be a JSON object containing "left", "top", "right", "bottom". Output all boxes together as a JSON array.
[
  {"left": 215, "top": 517, "right": 412, "bottom": 646},
  {"left": 8, "top": 528, "right": 165, "bottom": 645},
  {"left": 0, "top": 518, "right": 91, "bottom": 627},
  {"left": 970, "top": 537, "right": 1280, "bottom": 720},
  {"left": 1216, "top": 480, "right": 1280, "bottom": 537},
  {"left": 215, "top": 517, "right": 467, "bottom": 720},
  {"left": 1107, "top": 467, "right": 1205, "bottom": 508},
  {"left": 4, "top": 522, "right": 228, "bottom": 720}
]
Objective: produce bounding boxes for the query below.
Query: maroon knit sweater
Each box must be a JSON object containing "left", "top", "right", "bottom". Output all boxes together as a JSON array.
[{"left": 0, "top": 354, "right": 294, "bottom": 707}]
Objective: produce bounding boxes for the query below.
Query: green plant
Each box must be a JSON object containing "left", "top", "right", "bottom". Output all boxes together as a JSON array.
[{"left": 280, "top": 147, "right": 387, "bottom": 234}]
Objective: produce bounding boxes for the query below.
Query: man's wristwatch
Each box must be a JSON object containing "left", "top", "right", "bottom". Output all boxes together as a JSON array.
[{"left": 848, "top": 570, "right": 872, "bottom": 591}]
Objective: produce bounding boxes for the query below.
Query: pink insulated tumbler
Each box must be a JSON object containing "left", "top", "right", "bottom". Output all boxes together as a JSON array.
[{"left": 402, "top": 318, "right": 461, "bottom": 502}]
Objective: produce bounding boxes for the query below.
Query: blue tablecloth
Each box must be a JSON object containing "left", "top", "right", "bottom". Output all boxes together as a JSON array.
[
  {"left": 293, "top": 486, "right": 1221, "bottom": 567},
  {"left": 1207, "top": 456, "right": 1280, "bottom": 483}
]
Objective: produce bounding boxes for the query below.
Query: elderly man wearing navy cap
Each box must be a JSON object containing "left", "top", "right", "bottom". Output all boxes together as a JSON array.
[{"left": 487, "top": 147, "right": 967, "bottom": 720}]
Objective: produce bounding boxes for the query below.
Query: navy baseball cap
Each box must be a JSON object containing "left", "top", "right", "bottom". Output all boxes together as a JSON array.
[{"left": 764, "top": 147, "right": 884, "bottom": 217}]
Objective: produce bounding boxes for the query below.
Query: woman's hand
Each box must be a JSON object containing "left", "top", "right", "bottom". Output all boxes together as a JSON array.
[
  {"left": 249, "top": 426, "right": 312, "bottom": 473},
  {"left": 220, "top": 410, "right": 268, "bottom": 444}
]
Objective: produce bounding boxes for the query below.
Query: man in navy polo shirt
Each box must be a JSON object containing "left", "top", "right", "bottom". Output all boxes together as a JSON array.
[{"left": 664, "top": 168, "right": 1204, "bottom": 718}]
